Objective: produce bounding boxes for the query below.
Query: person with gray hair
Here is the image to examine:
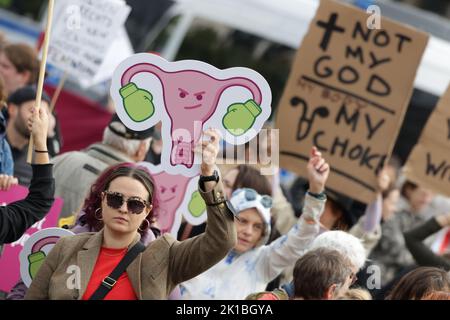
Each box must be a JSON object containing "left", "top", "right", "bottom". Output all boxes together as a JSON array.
[
  {"left": 51, "top": 114, "right": 153, "bottom": 219},
  {"left": 245, "top": 247, "right": 355, "bottom": 300},
  {"left": 293, "top": 248, "right": 354, "bottom": 300},
  {"left": 309, "top": 230, "right": 367, "bottom": 273}
]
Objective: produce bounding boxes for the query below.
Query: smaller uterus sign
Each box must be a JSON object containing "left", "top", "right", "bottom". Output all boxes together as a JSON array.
[
  {"left": 139, "top": 162, "right": 206, "bottom": 237},
  {"left": 111, "top": 53, "right": 272, "bottom": 177}
]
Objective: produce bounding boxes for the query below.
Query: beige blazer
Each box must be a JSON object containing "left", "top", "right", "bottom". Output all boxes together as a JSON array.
[{"left": 25, "top": 182, "right": 237, "bottom": 300}]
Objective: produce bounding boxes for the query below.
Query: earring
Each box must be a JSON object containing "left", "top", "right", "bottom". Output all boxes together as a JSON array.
[
  {"left": 138, "top": 219, "right": 150, "bottom": 232},
  {"left": 94, "top": 208, "right": 103, "bottom": 221}
]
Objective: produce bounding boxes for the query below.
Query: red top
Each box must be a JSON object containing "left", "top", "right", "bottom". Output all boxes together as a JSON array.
[
  {"left": 82, "top": 247, "right": 138, "bottom": 300},
  {"left": 439, "top": 229, "right": 450, "bottom": 255}
]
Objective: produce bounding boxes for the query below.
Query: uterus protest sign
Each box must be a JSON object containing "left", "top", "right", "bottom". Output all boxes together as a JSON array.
[
  {"left": 20, "top": 228, "right": 75, "bottom": 288},
  {"left": 139, "top": 162, "right": 206, "bottom": 236},
  {"left": 0, "top": 186, "right": 64, "bottom": 292},
  {"left": 111, "top": 53, "right": 272, "bottom": 177},
  {"left": 403, "top": 85, "right": 450, "bottom": 197},
  {"left": 276, "top": 0, "right": 428, "bottom": 203}
]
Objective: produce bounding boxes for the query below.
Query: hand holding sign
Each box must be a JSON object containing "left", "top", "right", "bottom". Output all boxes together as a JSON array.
[
  {"left": 197, "top": 128, "right": 221, "bottom": 177},
  {"left": 0, "top": 175, "right": 18, "bottom": 191}
]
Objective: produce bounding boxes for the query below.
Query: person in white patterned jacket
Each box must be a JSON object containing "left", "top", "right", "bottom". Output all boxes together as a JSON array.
[{"left": 179, "top": 146, "right": 329, "bottom": 300}]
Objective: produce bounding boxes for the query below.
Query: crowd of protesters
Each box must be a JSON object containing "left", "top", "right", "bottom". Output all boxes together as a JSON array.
[{"left": 0, "top": 34, "right": 449, "bottom": 301}]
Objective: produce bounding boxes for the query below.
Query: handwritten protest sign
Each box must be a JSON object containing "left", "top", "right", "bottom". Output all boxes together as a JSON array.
[
  {"left": 276, "top": 0, "right": 428, "bottom": 203},
  {"left": 0, "top": 185, "right": 63, "bottom": 292},
  {"left": 403, "top": 85, "right": 450, "bottom": 196},
  {"left": 111, "top": 53, "right": 272, "bottom": 177},
  {"left": 47, "top": 0, "right": 131, "bottom": 81},
  {"left": 138, "top": 162, "right": 206, "bottom": 236}
]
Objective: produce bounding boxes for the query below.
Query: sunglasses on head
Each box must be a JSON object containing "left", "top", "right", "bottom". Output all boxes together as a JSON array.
[
  {"left": 240, "top": 188, "right": 273, "bottom": 209},
  {"left": 102, "top": 191, "right": 150, "bottom": 214}
]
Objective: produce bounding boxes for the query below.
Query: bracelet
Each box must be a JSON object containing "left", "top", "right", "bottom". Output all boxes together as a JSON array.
[
  {"left": 34, "top": 150, "right": 49, "bottom": 153},
  {"left": 307, "top": 190, "right": 327, "bottom": 200}
]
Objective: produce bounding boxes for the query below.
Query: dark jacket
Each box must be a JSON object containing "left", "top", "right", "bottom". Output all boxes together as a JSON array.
[
  {"left": 0, "top": 164, "right": 55, "bottom": 245},
  {"left": 404, "top": 218, "right": 450, "bottom": 270}
]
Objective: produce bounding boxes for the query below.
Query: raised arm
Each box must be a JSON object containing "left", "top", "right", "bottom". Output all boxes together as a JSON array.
[
  {"left": 349, "top": 169, "right": 390, "bottom": 254},
  {"left": 258, "top": 146, "right": 330, "bottom": 282},
  {"left": 0, "top": 107, "right": 54, "bottom": 244},
  {"left": 404, "top": 213, "right": 450, "bottom": 270},
  {"left": 167, "top": 129, "right": 237, "bottom": 286}
]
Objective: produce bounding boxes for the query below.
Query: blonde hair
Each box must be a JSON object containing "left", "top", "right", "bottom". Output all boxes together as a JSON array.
[{"left": 338, "top": 288, "right": 372, "bottom": 300}]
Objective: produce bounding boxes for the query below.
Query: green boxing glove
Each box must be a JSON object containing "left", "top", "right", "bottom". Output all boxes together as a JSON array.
[
  {"left": 120, "top": 82, "right": 155, "bottom": 122},
  {"left": 222, "top": 99, "right": 262, "bottom": 136},
  {"left": 28, "top": 251, "right": 46, "bottom": 279},
  {"left": 188, "top": 191, "right": 206, "bottom": 217}
]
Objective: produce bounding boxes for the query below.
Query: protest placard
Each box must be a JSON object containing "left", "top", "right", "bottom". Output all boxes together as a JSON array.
[
  {"left": 276, "top": 0, "right": 428, "bottom": 203},
  {"left": 403, "top": 85, "right": 450, "bottom": 196},
  {"left": 111, "top": 53, "right": 272, "bottom": 177},
  {"left": 47, "top": 0, "right": 131, "bottom": 81}
]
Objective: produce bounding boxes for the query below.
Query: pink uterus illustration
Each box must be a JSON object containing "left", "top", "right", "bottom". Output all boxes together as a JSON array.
[
  {"left": 152, "top": 170, "right": 191, "bottom": 234},
  {"left": 120, "top": 63, "right": 263, "bottom": 168}
]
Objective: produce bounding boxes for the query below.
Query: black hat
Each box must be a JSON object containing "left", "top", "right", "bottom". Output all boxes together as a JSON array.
[
  {"left": 7, "top": 85, "right": 51, "bottom": 106},
  {"left": 108, "top": 114, "right": 154, "bottom": 140}
]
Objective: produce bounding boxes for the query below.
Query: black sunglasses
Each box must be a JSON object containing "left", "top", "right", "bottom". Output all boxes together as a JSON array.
[{"left": 103, "top": 191, "right": 150, "bottom": 214}]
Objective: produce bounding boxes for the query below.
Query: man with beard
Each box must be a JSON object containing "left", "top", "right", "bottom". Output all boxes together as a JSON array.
[{"left": 5, "top": 86, "right": 52, "bottom": 186}]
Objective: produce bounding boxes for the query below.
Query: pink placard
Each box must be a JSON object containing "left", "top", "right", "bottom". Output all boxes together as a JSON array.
[{"left": 0, "top": 185, "right": 63, "bottom": 292}]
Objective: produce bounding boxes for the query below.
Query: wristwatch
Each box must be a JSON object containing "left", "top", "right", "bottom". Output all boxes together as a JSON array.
[{"left": 199, "top": 170, "right": 220, "bottom": 190}]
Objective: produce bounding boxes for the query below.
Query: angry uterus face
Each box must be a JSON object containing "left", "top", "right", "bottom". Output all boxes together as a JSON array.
[
  {"left": 164, "top": 71, "right": 221, "bottom": 128},
  {"left": 153, "top": 171, "right": 191, "bottom": 233}
]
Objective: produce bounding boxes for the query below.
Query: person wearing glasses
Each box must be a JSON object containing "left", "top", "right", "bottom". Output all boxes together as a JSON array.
[
  {"left": 179, "top": 146, "right": 330, "bottom": 300},
  {"left": 25, "top": 128, "right": 238, "bottom": 300},
  {"left": 291, "top": 248, "right": 356, "bottom": 300}
]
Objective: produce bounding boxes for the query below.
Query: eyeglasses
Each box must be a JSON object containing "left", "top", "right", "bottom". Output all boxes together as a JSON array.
[
  {"left": 240, "top": 188, "right": 273, "bottom": 209},
  {"left": 102, "top": 191, "right": 150, "bottom": 214}
]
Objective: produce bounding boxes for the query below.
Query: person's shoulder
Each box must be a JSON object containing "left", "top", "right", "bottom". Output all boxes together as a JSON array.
[
  {"left": 51, "top": 150, "right": 92, "bottom": 168},
  {"left": 143, "top": 233, "right": 178, "bottom": 254},
  {"left": 58, "top": 232, "right": 96, "bottom": 248}
]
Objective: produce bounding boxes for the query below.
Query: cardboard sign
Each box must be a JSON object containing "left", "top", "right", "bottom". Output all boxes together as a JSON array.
[
  {"left": 138, "top": 162, "right": 206, "bottom": 236},
  {"left": 19, "top": 228, "right": 74, "bottom": 288},
  {"left": 403, "top": 85, "right": 450, "bottom": 196},
  {"left": 47, "top": 0, "right": 131, "bottom": 81},
  {"left": 0, "top": 185, "right": 63, "bottom": 292},
  {"left": 111, "top": 53, "right": 272, "bottom": 177},
  {"left": 276, "top": 0, "right": 428, "bottom": 203}
]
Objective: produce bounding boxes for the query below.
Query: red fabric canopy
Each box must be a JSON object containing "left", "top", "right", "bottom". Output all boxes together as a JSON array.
[{"left": 44, "top": 85, "right": 112, "bottom": 153}]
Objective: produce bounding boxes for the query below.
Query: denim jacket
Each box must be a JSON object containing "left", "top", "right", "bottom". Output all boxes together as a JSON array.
[{"left": 0, "top": 110, "right": 13, "bottom": 175}]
